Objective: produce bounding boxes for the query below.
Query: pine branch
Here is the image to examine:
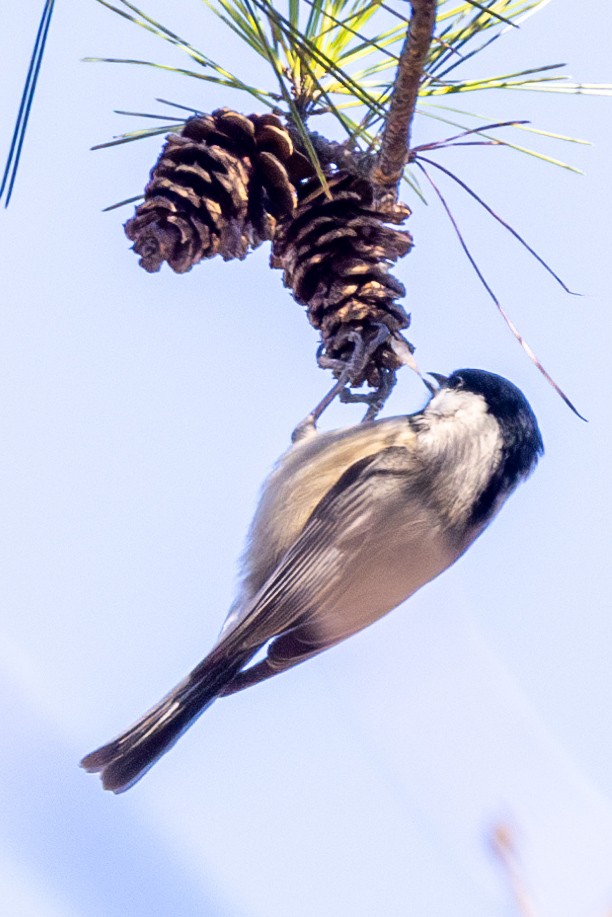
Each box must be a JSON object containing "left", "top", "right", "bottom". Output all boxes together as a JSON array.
[{"left": 371, "top": 0, "right": 436, "bottom": 202}]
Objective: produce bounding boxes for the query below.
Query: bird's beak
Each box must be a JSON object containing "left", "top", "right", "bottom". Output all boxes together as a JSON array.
[{"left": 424, "top": 372, "right": 448, "bottom": 394}]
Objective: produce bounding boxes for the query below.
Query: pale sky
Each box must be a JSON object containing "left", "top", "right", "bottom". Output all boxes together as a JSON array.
[{"left": 2, "top": 2, "right": 612, "bottom": 915}]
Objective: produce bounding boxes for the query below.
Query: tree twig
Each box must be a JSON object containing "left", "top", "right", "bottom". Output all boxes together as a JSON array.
[
  {"left": 491, "top": 824, "right": 540, "bottom": 917},
  {"left": 370, "top": 0, "right": 437, "bottom": 201}
]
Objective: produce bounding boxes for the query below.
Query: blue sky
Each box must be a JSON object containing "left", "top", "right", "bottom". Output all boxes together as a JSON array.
[{"left": 2, "top": 2, "right": 612, "bottom": 915}]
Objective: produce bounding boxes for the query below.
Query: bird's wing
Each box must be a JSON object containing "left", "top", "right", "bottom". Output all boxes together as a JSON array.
[
  {"left": 220, "top": 414, "right": 419, "bottom": 638},
  {"left": 213, "top": 444, "right": 416, "bottom": 659}
]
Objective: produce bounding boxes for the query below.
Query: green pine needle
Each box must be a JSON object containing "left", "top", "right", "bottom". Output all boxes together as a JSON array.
[{"left": 90, "top": 0, "right": 611, "bottom": 176}]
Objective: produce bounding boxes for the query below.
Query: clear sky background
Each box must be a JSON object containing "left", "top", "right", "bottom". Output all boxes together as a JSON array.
[{"left": 1, "top": 2, "right": 611, "bottom": 915}]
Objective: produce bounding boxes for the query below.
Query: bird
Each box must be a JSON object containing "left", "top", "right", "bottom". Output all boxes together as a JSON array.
[{"left": 80, "top": 368, "right": 543, "bottom": 793}]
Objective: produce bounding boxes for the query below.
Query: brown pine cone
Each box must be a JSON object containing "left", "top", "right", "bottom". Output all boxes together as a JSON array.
[
  {"left": 125, "top": 109, "right": 314, "bottom": 273},
  {"left": 271, "top": 172, "right": 413, "bottom": 384}
]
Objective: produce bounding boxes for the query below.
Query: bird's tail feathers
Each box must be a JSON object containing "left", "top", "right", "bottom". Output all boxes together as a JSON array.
[{"left": 80, "top": 648, "right": 250, "bottom": 793}]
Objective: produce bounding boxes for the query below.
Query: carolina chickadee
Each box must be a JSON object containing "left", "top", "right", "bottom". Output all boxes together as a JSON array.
[{"left": 81, "top": 368, "right": 543, "bottom": 792}]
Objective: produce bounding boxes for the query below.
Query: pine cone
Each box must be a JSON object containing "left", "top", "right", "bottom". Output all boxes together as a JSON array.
[
  {"left": 125, "top": 109, "right": 314, "bottom": 273},
  {"left": 271, "top": 172, "right": 413, "bottom": 385}
]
